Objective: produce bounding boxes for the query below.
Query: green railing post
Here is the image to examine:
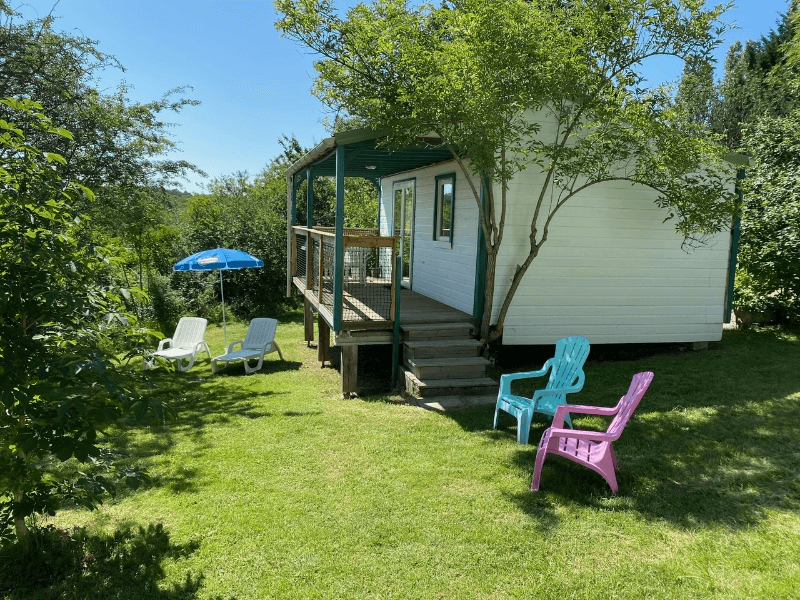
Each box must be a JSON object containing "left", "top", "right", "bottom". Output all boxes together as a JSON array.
[
  {"left": 333, "top": 145, "right": 345, "bottom": 331},
  {"left": 391, "top": 255, "right": 403, "bottom": 386},
  {"left": 306, "top": 168, "right": 314, "bottom": 228}
]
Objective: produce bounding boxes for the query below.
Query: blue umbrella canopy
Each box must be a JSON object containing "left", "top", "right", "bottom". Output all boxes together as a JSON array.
[
  {"left": 173, "top": 248, "right": 263, "bottom": 347},
  {"left": 173, "top": 248, "right": 263, "bottom": 271}
]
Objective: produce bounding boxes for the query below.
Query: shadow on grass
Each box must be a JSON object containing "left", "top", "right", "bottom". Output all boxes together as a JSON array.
[
  {"left": 0, "top": 523, "right": 219, "bottom": 600},
  {"left": 452, "top": 329, "right": 800, "bottom": 530},
  {"left": 105, "top": 358, "right": 305, "bottom": 497}
]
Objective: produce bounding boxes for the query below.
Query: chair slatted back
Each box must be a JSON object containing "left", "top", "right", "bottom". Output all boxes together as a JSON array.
[
  {"left": 606, "top": 371, "right": 654, "bottom": 441},
  {"left": 546, "top": 336, "right": 590, "bottom": 390},
  {"left": 243, "top": 318, "right": 278, "bottom": 350},
  {"left": 172, "top": 317, "right": 208, "bottom": 349}
]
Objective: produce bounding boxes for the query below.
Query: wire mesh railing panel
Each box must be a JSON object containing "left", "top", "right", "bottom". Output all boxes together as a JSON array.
[
  {"left": 295, "top": 232, "right": 307, "bottom": 281},
  {"left": 311, "top": 238, "right": 320, "bottom": 293},
  {"left": 342, "top": 246, "right": 393, "bottom": 322},
  {"left": 321, "top": 240, "right": 335, "bottom": 310}
]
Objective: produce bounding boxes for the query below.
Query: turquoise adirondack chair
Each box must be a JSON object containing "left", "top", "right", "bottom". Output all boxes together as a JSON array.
[
  {"left": 493, "top": 335, "right": 590, "bottom": 444},
  {"left": 531, "top": 371, "right": 654, "bottom": 494}
]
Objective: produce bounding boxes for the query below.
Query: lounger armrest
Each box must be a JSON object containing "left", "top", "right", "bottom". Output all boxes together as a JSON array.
[
  {"left": 498, "top": 359, "right": 553, "bottom": 396},
  {"left": 226, "top": 339, "right": 244, "bottom": 353},
  {"left": 157, "top": 338, "right": 173, "bottom": 351}
]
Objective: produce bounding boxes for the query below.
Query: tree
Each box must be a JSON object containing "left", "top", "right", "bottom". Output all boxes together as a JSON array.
[
  {"left": 276, "top": 0, "right": 737, "bottom": 343},
  {"left": 736, "top": 113, "right": 800, "bottom": 323},
  {"left": 732, "top": 1, "right": 800, "bottom": 323},
  {"left": 0, "top": 98, "right": 164, "bottom": 547}
]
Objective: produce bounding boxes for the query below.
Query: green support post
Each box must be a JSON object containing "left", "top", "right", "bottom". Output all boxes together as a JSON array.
[
  {"left": 333, "top": 145, "right": 345, "bottom": 331},
  {"left": 306, "top": 168, "right": 314, "bottom": 228},
  {"left": 290, "top": 174, "right": 298, "bottom": 226},
  {"left": 391, "top": 255, "right": 403, "bottom": 386}
]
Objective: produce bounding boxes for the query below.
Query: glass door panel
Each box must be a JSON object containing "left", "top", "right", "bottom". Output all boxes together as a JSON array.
[{"left": 392, "top": 180, "right": 415, "bottom": 287}]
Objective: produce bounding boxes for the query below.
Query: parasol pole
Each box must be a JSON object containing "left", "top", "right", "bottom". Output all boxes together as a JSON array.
[{"left": 219, "top": 269, "right": 228, "bottom": 348}]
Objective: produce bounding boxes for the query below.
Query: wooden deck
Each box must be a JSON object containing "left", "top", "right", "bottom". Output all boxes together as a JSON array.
[
  {"left": 397, "top": 288, "right": 474, "bottom": 326},
  {"left": 294, "top": 277, "right": 473, "bottom": 338}
]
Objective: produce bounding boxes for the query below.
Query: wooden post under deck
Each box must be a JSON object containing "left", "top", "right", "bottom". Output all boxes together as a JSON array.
[
  {"left": 304, "top": 298, "right": 314, "bottom": 343},
  {"left": 341, "top": 345, "right": 358, "bottom": 396},
  {"left": 317, "top": 313, "right": 330, "bottom": 365}
]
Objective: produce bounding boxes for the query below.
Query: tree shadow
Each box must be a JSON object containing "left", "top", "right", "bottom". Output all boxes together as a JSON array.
[
  {"left": 104, "top": 359, "right": 305, "bottom": 497},
  {"left": 2, "top": 523, "right": 212, "bottom": 600}
]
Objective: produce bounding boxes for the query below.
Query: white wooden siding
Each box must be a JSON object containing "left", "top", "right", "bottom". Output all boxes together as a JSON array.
[
  {"left": 492, "top": 173, "right": 731, "bottom": 345},
  {"left": 381, "top": 161, "right": 480, "bottom": 315}
]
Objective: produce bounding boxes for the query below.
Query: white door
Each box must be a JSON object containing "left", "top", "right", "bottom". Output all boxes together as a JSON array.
[{"left": 393, "top": 179, "right": 415, "bottom": 288}]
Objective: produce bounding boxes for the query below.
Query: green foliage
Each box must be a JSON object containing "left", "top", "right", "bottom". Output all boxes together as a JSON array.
[
  {"left": 0, "top": 4, "right": 202, "bottom": 193},
  {"left": 0, "top": 98, "right": 165, "bottom": 546},
  {"left": 736, "top": 111, "right": 800, "bottom": 323}
]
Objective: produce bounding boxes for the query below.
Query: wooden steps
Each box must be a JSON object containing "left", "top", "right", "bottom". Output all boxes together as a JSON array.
[{"left": 399, "top": 322, "right": 498, "bottom": 401}]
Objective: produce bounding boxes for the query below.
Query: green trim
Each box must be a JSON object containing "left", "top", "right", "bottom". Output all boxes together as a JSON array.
[
  {"left": 306, "top": 168, "right": 314, "bottom": 228},
  {"left": 433, "top": 172, "right": 456, "bottom": 246},
  {"left": 472, "top": 174, "right": 489, "bottom": 327},
  {"left": 725, "top": 168, "right": 745, "bottom": 321},
  {"left": 290, "top": 174, "right": 298, "bottom": 226},
  {"left": 391, "top": 255, "right": 403, "bottom": 385},
  {"left": 333, "top": 145, "right": 345, "bottom": 331}
]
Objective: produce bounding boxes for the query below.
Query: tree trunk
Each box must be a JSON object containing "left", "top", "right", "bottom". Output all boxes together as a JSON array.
[{"left": 479, "top": 245, "right": 498, "bottom": 342}]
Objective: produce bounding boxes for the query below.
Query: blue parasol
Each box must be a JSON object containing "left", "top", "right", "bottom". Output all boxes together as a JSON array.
[{"left": 173, "top": 248, "right": 263, "bottom": 347}]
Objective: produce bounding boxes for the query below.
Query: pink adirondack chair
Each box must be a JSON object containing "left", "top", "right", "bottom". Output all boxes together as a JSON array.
[{"left": 531, "top": 371, "right": 654, "bottom": 494}]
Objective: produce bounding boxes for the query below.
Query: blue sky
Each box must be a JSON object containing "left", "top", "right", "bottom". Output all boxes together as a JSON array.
[{"left": 13, "top": 0, "right": 795, "bottom": 193}]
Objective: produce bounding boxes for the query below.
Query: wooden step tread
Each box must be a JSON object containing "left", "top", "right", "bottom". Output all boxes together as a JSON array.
[
  {"left": 415, "top": 377, "right": 498, "bottom": 389},
  {"left": 407, "top": 357, "right": 490, "bottom": 367},
  {"left": 404, "top": 339, "right": 481, "bottom": 349},
  {"left": 401, "top": 322, "right": 474, "bottom": 332}
]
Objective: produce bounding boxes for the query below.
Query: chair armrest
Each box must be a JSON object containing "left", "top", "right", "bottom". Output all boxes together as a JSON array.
[
  {"left": 546, "top": 427, "right": 614, "bottom": 443},
  {"left": 227, "top": 339, "right": 244, "bottom": 354},
  {"left": 551, "top": 400, "right": 621, "bottom": 428},
  {"left": 498, "top": 360, "right": 553, "bottom": 396},
  {"left": 157, "top": 338, "right": 173, "bottom": 351}
]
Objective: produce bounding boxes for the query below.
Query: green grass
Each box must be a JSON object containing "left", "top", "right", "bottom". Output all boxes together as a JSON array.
[{"left": 8, "top": 316, "right": 800, "bottom": 599}]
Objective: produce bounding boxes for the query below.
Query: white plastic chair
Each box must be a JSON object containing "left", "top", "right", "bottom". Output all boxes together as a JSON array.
[
  {"left": 147, "top": 317, "right": 212, "bottom": 372},
  {"left": 211, "top": 318, "right": 284, "bottom": 374}
]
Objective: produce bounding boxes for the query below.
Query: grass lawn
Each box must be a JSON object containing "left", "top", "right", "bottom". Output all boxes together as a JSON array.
[{"left": 10, "top": 314, "right": 800, "bottom": 599}]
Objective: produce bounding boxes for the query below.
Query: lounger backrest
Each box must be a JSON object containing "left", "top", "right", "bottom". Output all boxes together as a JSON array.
[
  {"left": 172, "top": 317, "right": 208, "bottom": 349},
  {"left": 243, "top": 318, "right": 278, "bottom": 350}
]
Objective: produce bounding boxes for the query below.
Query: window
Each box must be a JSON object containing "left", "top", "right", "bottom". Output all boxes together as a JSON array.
[{"left": 434, "top": 173, "right": 455, "bottom": 244}]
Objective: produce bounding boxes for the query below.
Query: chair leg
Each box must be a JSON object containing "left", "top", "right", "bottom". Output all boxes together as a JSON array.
[
  {"left": 244, "top": 354, "right": 264, "bottom": 375},
  {"left": 531, "top": 447, "right": 549, "bottom": 491},
  {"left": 609, "top": 445, "right": 618, "bottom": 471},
  {"left": 517, "top": 409, "right": 533, "bottom": 445},
  {"left": 178, "top": 354, "right": 196, "bottom": 372},
  {"left": 272, "top": 341, "right": 284, "bottom": 361},
  {"left": 492, "top": 403, "right": 501, "bottom": 430}
]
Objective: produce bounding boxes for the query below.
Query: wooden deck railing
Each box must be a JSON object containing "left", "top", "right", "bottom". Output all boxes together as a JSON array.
[{"left": 291, "top": 226, "right": 398, "bottom": 329}]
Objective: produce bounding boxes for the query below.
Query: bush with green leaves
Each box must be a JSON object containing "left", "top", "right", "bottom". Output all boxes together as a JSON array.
[
  {"left": 0, "top": 98, "right": 167, "bottom": 547},
  {"left": 736, "top": 112, "right": 800, "bottom": 324}
]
